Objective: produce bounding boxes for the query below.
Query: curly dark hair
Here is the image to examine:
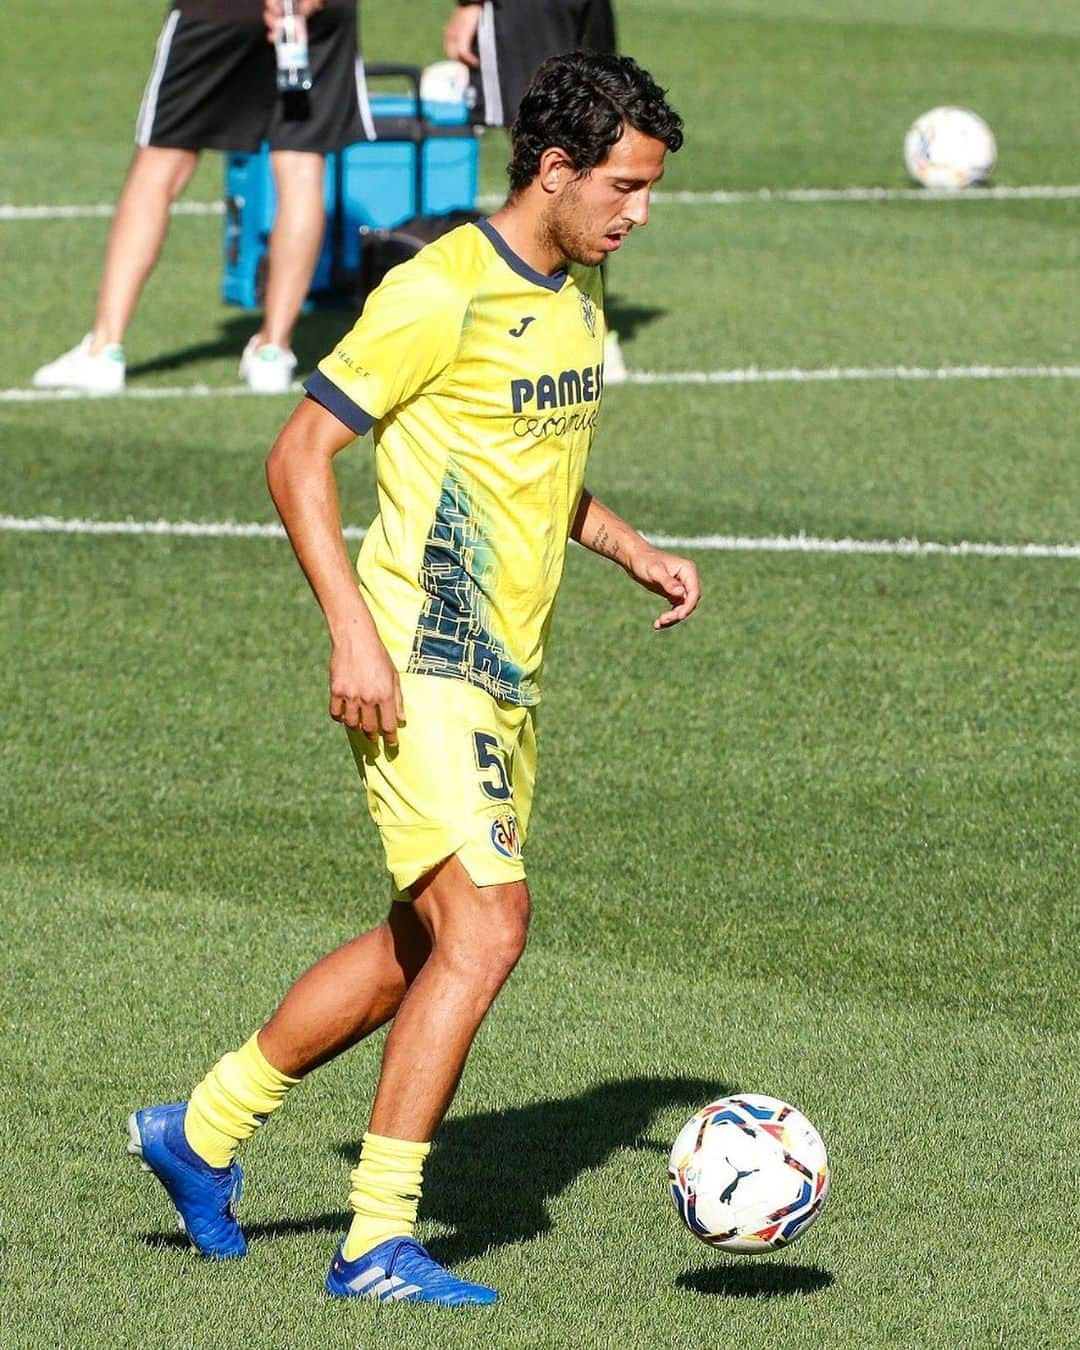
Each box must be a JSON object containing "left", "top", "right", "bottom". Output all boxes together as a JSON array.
[{"left": 507, "top": 52, "right": 684, "bottom": 194}]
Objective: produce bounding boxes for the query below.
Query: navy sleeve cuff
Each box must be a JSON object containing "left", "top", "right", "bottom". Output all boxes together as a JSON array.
[{"left": 303, "top": 371, "right": 377, "bottom": 436}]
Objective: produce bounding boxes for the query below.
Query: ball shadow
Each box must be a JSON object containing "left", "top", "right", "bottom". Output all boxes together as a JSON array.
[{"left": 677, "top": 1262, "right": 835, "bottom": 1299}]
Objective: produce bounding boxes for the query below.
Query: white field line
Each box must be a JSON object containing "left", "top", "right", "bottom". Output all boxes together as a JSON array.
[
  {"left": 3, "top": 183, "right": 1080, "bottom": 220},
  {"left": 0, "top": 515, "right": 299, "bottom": 539},
  {"left": 2, "top": 515, "right": 1077, "bottom": 558},
  {"left": 1, "top": 383, "right": 287, "bottom": 403},
  {"left": 628, "top": 363, "right": 1080, "bottom": 386},
  {"left": 0, "top": 201, "right": 226, "bottom": 220},
  {"left": 4, "top": 363, "right": 1080, "bottom": 404},
  {"left": 490, "top": 184, "right": 1080, "bottom": 208},
  {"left": 644, "top": 533, "right": 1080, "bottom": 559}
]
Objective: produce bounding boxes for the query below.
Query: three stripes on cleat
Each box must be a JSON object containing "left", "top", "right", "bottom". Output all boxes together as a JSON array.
[{"left": 344, "top": 1265, "right": 423, "bottom": 1301}]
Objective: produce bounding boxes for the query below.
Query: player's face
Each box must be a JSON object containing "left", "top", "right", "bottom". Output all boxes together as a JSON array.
[{"left": 544, "top": 125, "right": 668, "bottom": 267}]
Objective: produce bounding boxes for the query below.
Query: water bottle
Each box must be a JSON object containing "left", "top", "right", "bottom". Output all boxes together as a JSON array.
[{"left": 276, "top": 0, "right": 313, "bottom": 94}]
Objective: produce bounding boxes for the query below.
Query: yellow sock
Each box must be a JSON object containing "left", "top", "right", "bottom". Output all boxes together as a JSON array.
[
  {"left": 184, "top": 1034, "right": 299, "bottom": 1169},
  {"left": 342, "top": 1132, "right": 432, "bottom": 1262}
]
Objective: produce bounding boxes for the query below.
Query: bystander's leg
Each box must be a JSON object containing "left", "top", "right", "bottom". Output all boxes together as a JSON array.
[
  {"left": 91, "top": 145, "right": 200, "bottom": 352},
  {"left": 238, "top": 148, "right": 326, "bottom": 390},
  {"left": 259, "top": 149, "right": 327, "bottom": 352}
]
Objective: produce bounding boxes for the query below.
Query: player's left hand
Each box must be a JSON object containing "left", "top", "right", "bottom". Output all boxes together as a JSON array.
[{"left": 630, "top": 546, "right": 701, "bottom": 629}]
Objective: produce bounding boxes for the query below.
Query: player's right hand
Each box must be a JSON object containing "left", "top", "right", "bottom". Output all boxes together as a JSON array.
[
  {"left": 443, "top": 5, "right": 481, "bottom": 67},
  {"left": 328, "top": 636, "right": 404, "bottom": 744}
]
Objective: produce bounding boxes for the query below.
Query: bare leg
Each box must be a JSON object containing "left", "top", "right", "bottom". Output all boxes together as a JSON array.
[
  {"left": 368, "top": 856, "right": 531, "bottom": 1140},
  {"left": 90, "top": 146, "right": 199, "bottom": 353},
  {"left": 258, "top": 900, "right": 432, "bottom": 1077},
  {"left": 258, "top": 149, "right": 327, "bottom": 350}
]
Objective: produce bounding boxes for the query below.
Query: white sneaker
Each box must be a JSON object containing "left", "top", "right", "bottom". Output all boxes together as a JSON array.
[
  {"left": 603, "top": 329, "right": 629, "bottom": 384},
  {"left": 239, "top": 337, "right": 297, "bottom": 394},
  {"left": 32, "top": 334, "right": 125, "bottom": 394}
]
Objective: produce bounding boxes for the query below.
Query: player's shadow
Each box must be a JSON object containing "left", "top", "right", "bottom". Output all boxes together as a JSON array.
[
  {"left": 603, "top": 297, "right": 665, "bottom": 344},
  {"left": 125, "top": 297, "right": 664, "bottom": 382},
  {"left": 339, "top": 1074, "right": 721, "bottom": 1265},
  {"left": 124, "top": 310, "right": 352, "bottom": 382},
  {"left": 137, "top": 1076, "right": 725, "bottom": 1260},
  {"left": 678, "top": 1263, "right": 834, "bottom": 1299},
  {"left": 136, "top": 1213, "right": 343, "bottom": 1252}
]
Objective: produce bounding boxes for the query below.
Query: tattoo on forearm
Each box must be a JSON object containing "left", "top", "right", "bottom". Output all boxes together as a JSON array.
[{"left": 593, "top": 523, "right": 620, "bottom": 560}]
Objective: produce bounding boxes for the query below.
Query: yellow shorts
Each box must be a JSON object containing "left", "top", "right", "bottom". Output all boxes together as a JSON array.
[{"left": 347, "top": 673, "right": 537, "bottom": 897}]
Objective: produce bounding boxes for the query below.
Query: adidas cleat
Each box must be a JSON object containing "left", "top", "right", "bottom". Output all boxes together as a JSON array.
[
  {"left": 325, "top": 1236, "right": 498, "bottom": 1306},
  {"left": 127, "top": 1102, "right": 246, "bottom": 1259}
]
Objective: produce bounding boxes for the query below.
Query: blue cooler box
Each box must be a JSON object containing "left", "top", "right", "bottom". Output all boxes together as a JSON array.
[{"left": 223, "top": 83, "right": 479, "bottom": 308}]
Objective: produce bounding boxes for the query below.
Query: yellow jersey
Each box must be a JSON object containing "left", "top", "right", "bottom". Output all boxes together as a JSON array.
[{"left": 305, "top": 219, "right": 605, "bottom": 707}]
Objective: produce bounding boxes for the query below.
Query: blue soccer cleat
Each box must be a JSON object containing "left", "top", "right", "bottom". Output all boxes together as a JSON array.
[
  {"left": 126, "top": 1101, "right": 246, "bottom": 1260},
  {"left": 325, "top": 1236, "right": 498, "bottom": 1306}
]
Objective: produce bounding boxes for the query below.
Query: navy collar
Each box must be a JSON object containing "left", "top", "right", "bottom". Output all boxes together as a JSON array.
[{"left": 475, "top": 218, "right": 567, "bottom": 293}]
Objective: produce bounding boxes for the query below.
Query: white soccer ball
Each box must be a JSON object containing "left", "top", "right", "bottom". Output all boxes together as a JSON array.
[
  {"left": 904, "top": 106, "right": 996, "bottom": 189},
  {"left": 668, "top": 1093, "right": 830, "bottom": 1253}
]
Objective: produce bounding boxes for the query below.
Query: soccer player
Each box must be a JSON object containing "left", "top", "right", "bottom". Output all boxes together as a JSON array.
[
  {"left": 441, "top": 0, "right": 633, "bottom": 381},
  {"left": 127, "top": 51, "right": 697, "bottom": 1306}
]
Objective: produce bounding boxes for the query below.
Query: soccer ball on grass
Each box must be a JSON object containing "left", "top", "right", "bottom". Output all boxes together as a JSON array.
[
  {"left": 903, "top": 106, "right": 996, "bottom": 189},
  {"left": 668, "top": 1093, "right": 830, "bottom": 1252}
]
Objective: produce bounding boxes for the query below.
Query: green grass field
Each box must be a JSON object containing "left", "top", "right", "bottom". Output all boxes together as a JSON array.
[{"left": 2, "top": 2, "right": 1078, "bottom": 1346}]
